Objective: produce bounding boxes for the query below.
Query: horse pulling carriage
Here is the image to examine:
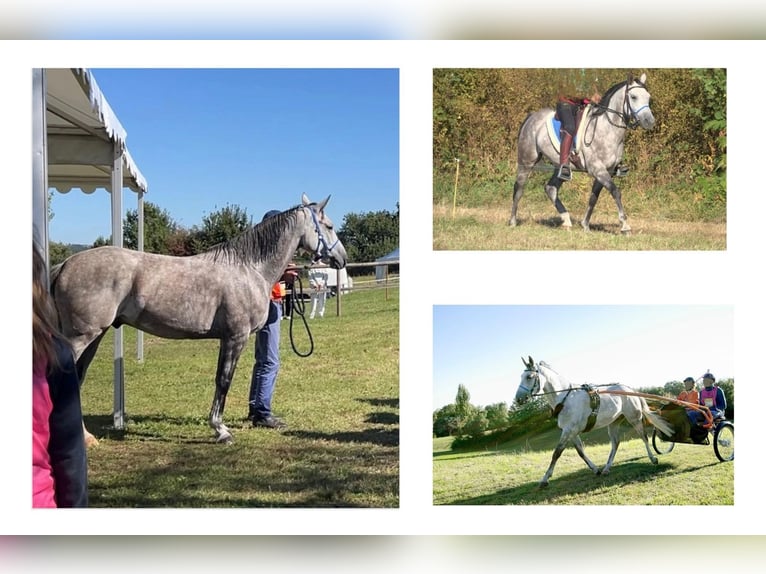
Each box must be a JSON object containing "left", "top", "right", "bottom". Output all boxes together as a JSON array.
[{"left": 515, "top": 357, "right": 733, "bottom": 488}]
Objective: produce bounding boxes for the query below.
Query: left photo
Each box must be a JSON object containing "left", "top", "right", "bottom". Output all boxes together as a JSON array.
[{"left": 33, "top": 68, "right": 400, "bottom": 508}]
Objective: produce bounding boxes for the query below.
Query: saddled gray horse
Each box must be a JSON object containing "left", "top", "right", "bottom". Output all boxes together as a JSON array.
[
  {"left": 51, "top": 193, "right": 347, "bottom": 444},
  {"left": 509, "top": 73, "right": 655, "bottom": 233},
  {"left": 515, "top": 356, "right": 673, "bottom": 488}
]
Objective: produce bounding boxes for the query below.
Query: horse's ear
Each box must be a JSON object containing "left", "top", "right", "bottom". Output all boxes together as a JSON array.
[
  {"left": 522, "top": 355, "right": 534, "bottom": 370},
  {"left": 317, "top": 195, "right": 331, "bottom": 212},
  {"left": 301, "top": 193, "right": 311, "bottom": 206},
  {"left": 639, "top": 72, "right": 647, "bottom": 85}
]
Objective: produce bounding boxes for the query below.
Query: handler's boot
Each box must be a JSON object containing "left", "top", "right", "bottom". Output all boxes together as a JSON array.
[{"left": 557, "top": 130, "right": 574, "bottom": 181}]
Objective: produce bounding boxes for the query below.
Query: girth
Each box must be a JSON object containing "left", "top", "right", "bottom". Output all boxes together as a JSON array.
[{"left": 551, "top": 384, "right": 601, "bottom": 432}]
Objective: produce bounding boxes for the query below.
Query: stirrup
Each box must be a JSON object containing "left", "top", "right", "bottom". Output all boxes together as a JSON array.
[{"left": 557, "top": 164, "right": 572, "bottom": 181}]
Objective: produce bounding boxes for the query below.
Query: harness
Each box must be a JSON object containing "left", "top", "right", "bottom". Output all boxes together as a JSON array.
[
  {"left": 520, "top": 369, "right": 601, "bottom": 432},
  {"left": 551, "top": 384, "right": 601, "bottom": 432}
]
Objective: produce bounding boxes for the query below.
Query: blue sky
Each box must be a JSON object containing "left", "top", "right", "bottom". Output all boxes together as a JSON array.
[
  {"left": 433, "top": 305, "right": 734, "bottom": 410},
  {"left": 48, "top": 68, "right": 399, "bottom": 245}
]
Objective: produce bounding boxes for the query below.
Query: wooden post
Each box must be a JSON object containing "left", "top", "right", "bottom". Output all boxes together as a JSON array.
[{"left": 452, "top": 158, "right": 460, "bottom": 218}]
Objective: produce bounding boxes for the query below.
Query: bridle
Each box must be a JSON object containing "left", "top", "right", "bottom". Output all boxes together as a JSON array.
[
  {"left": 518, "top": 368, "right": 542, "bottom": 397},
  {"left": 306, "top": 205, "right": 341, "bottom": 263},
  {"left": 593, "top": 77, "right": 651, "bottom": 131}
]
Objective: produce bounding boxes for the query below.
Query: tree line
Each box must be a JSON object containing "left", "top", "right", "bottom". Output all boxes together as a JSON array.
[
  {"left": 48, "top": 198, "right": 399, "bottom": 270},
  {"left": 433, "top": 68, "right": 726, "bottom": 219},
  {"left": 434, "top": 378, "right": 735, "bottom": 449}
]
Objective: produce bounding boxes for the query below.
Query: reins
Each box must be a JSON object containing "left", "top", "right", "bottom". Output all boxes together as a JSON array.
[{"left": 287, "top": 272, "right": 315, "bottom": 358}]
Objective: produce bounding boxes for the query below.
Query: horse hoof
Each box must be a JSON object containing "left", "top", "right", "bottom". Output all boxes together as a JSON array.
[
  {"left": 508, "top": 219, "right": 517, "bottom": 227},
  {"left": 215, "top": 432, "right": 233, "bottom": 444},
  {"left": 538, "top": 481, "right": 549, "bottom": 489}
]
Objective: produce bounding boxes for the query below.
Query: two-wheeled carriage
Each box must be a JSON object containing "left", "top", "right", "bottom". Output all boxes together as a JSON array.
[{"left": 650, "top": 398, "right": 734, "bottom": 462}]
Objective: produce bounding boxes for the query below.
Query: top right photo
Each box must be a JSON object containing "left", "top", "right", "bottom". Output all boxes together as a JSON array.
[{"left": 433, "top": 68, "right": 726, "bottom": 250}]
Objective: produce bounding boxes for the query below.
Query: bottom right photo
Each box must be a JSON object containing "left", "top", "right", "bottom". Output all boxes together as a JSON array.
[{"left": 432, "top": 305, "right": 734, "bottom": 505}]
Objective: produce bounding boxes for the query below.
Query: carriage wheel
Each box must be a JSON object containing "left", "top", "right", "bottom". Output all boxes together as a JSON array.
[
  {"left": 652, "top": 428, "right": 675, "bottom": 455},
  {"left": 713, "top": 421, "right": 734, "bottom": 462}
]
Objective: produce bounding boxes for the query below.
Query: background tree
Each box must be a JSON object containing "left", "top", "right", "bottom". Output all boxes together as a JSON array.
[
  {"left": 463, "top": 411, "right": 488, "bottom": 438},
  {"left": 92, "top": 235, "right": 111, "bottom": 248},
  {"left": 189, "top": 204, "right": 252, "bottom": 253},
  {"left": 337, "top": 204, "right": 399, "bottom": 265},
  {"left": 433, "top": 404, "right": 461, "bottom": 438},
  {"left": 485, "top": 402, "right": 510, "bottom": 430},
  {"left": 124, "top": 201, "right": 178, "bottom": 254},
  {"left": 663, "top": 380, "right": 684, "bottom": 397},
  {"left": 48, "top": 241, "right": 74, "bottom": 266}
]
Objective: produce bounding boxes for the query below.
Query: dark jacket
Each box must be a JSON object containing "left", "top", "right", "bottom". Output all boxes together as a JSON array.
[{"left": 47, "top": 337, "right": 88, "bottom": 507}]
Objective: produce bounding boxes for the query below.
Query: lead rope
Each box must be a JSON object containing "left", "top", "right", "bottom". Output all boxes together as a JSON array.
[{"left": 288, "top": 273, "right": 314, "bottom": 357}]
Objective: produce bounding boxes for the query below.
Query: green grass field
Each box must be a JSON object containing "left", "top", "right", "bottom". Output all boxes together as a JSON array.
[
  {"left": 80, "top": 285, "right": 399, "bottom": 508},
  {"left": 433, "top": 174, "right": 727, "bottom": 250},
  {"left": 433, "top": 424, "right": 733, "bottom": 505}
]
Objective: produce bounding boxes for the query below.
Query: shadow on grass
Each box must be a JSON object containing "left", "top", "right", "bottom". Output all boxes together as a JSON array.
[
  {"left": 434, "top": 425, "right": 647, "bottom": 460},
  {"left": 88, "top": 438, "right": 399, "bottom": 508},
  {"left": 445, "top": 455, "right": 722, "bottom": 506}
]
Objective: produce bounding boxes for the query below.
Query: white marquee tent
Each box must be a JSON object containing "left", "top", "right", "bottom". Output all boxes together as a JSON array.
[
  {"left": 32, "top": 68, "right": 149, "bottom": 430},
  {"left": 375, "top": 246, "right": 399, "bottom": 282}
]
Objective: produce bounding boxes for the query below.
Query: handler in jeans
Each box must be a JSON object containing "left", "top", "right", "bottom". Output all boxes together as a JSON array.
[{"left": 247, "top": 210, "right": 297, "bottom": 429}]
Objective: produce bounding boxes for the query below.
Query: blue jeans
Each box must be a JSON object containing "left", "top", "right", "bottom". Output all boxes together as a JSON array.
[{"left": 248, "top": 300, "right": 281, "bottom": 419}]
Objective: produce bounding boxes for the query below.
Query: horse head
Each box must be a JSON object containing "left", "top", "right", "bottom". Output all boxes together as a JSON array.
[
  {"left": 625, "top": 72, "right": 655, "bottom": 130},
  {"left": 300, "top": 193, "right": 348, "bottom": 270},
  {"left": 515, "top": 355, "right": 540, "bottom": 405}
]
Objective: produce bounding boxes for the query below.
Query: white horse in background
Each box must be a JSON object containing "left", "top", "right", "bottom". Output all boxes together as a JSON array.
[
  {"left": 514, "top": 356, "right": 673, "bottom": 488},
  {"left": 308, "top": 266, "right": 329, "bottom": 319}
]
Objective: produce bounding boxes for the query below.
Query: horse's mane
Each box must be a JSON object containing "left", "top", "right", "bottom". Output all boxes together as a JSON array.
[
  {"left": 199, "top": 204, "right": 303, "bottom": 265},
  {"left": 538, "top": 361, "right": 574, "bottom": 388},
  {"left": 591, "top": 81, "right": 627, "bottom": 117}
]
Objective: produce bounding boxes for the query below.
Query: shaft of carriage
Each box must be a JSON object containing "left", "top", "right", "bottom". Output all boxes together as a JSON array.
[{"left": 595, "top": 388, "right": 714, "bottom": 428}]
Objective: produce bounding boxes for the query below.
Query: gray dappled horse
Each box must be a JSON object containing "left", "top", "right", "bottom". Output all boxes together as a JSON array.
[
  {"left": 509, "top": 73, "right": 655, "bottom": 233},
  {"left": 51, "top": 194, "right": 347, "bottom": 444},
  {"left": 514, "top": 356, "right": 673, "bottom": 488}
]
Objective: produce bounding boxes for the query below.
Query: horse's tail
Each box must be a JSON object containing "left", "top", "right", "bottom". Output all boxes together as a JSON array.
[
  {"left": 642, "top": 402, "right": 674, "bottom": 437},
  {"left": 49, "top": 262, "right": 64, "bottom": 296}
]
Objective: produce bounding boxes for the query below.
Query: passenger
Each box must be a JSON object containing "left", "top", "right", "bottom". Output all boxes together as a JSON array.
[
  {"left": 698, "top": 372, "right": 726, "bottom": 421},
  {"left": 677, "top": 376, "right": 699, "bottom": 423}
]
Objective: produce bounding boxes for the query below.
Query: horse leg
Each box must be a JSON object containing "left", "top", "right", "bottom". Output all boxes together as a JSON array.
[
  {"left": 582, "top": 180, "right": 604, "bottom": 231},
  {"left": 208, "top": 335, "right": 248, "bottom": 444},
  {"left": 539, "top": 428, "right": 577, "bottom": 487},
  {"left": 583, "top": 174, "right": 630, "bottom": 233},
  {"left": 509, "top": 164, "right": 533, "bottom": 226},
  {"left": 599, "top": 423, "right": 622, "bottom": 475},
  {"left": 71, "top": 330, "right": 108, "bottom": 447},
  {"left": 571, "top": 435, "right": 600, "bottom": 474},
  {"left": 544, "top": 175, "right": 572, "bottom": 229},
  {"left": 631, "top": 416, "right": 660, "bottom": 465}
]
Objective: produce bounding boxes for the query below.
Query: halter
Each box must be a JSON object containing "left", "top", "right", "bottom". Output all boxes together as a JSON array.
[{"left": 307, "top": 204, "right": 340, "bottom": 263}]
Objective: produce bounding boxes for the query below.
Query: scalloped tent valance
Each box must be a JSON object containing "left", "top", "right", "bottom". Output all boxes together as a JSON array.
[{"left": 45, "top": 68, "right": 147, "bottom": 194}]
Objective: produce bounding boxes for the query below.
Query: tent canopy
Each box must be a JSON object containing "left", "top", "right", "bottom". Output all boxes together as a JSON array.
[
  {"left": 45, "top": 68, "right": 147, "bottom": 195},
  {"left": 376, "top": 247, "right": 399, "bottom": 262},
  {"left": 375, "top": 246, "right": 399, "bottom": 282}
]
